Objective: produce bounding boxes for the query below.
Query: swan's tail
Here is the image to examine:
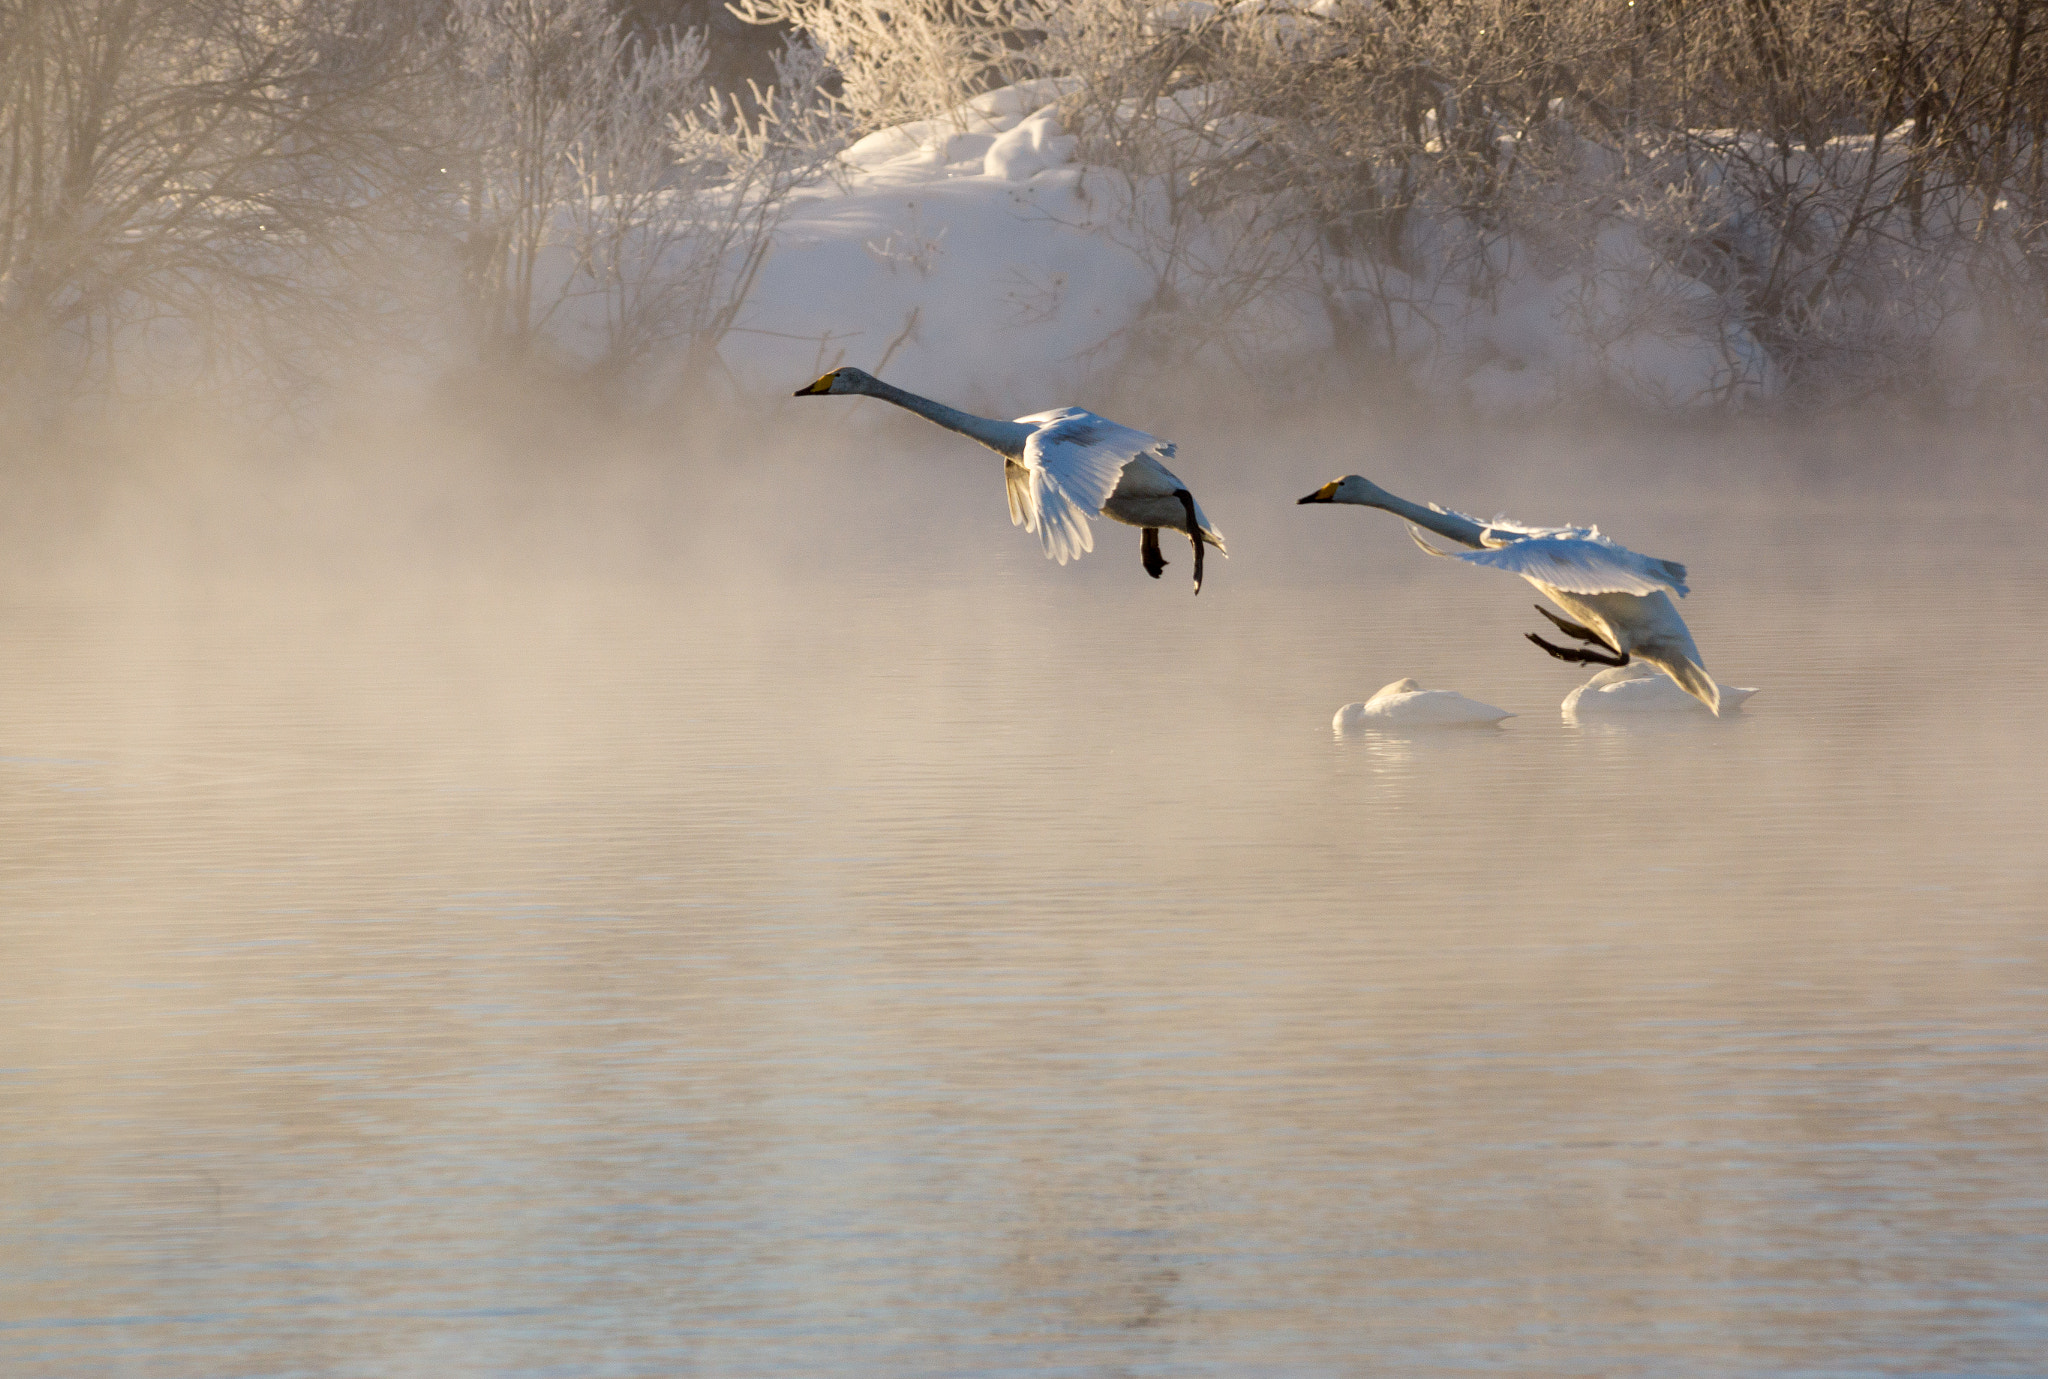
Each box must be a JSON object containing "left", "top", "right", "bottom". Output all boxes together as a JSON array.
[{"left": 1644, "top": 651, "right": 1721, "bottom": 716}]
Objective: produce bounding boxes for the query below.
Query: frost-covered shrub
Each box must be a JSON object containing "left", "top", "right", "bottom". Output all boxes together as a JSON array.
[
  {"left": 732, "top": 0, "right": 2048, "bottom": 407},
  {"left": 443, "top": 0, "right": 844, "bottom": 386},
  {"left": 660, "top": 39, "right": 850, "bottom": 378},
  {"left": 1023, "top": 5, "right": 1330, "bottom": 374},
  {"left": 446, "top": 0, "right": 696, "bottom": 361},
  {"left": 18, "top": 0, "right": 2048, "bottom": 411},
  {"left": 725, "top": 0, "right": 1034, "bottom": 136},
  {"left": 1548, "top": 0, "right": 2048, "bottom": 406}
]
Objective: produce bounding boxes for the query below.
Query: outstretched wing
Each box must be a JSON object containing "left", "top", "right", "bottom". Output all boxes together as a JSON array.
[
  {"left": 1458, "top": 535, "right": 1691, "bottom": 597},
  {"left": 1408, "top": 525, "right": 1456, "bottom": 557},
  {"left": 1004, "top": 460, "right": 1031, "bottom": 529},
  {"left": 1015, "top": 408, "right": 1167, "bottom": 564},
  {"left": 1475, "top": 515, "right": 1596, "bottom": 543}
]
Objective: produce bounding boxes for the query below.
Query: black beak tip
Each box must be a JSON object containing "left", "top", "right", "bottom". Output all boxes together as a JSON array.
[{"left": 1296, "top": 494, "right": 1317, "bottom": 505}]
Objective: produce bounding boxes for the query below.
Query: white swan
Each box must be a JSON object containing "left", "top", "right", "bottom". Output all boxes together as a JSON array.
[
  {"left": 795, "top": 367, "right": 1226, "bottom": 591},
  {"left": 1562, "top": 663, "right": 1759, "bottom": 720},
  {"left": 1299, "top": 475, "right": 1723, "bottom": 714},
  {"left": 1334, "top": 678, "right": 1514, "bottom": 731}
]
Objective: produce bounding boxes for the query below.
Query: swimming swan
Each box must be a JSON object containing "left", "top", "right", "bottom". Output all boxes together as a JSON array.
[
  {"left": 1562, "top": 663, "right": 1759, "bottom": 720},
  {"left": 795, "top": 367, "right": 1226, "bottom": 591},
  {"left": 1334, "top": 679, "right": 1514, "bottom": 731},
  {"left": 1299, "top": 475, "right": 1722, "bottom": 714}
]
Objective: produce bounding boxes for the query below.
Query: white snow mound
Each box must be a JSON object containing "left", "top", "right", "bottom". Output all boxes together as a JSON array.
[{"left": 984, "top": 107, "right": 1077, "bottom": 181}]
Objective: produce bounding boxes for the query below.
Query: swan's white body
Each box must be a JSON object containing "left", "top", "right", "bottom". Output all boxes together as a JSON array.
[
  {"left": 1562, "top": 663, "right": 1759, "bottom": 720},
  {"left": 1003, "top": 407, "right": 1223, "bottom": 562},
  {"left": 1333, "top": 679, "right": 1514, "bottom": 731},
  {"left": 1300, "top": 476, "right": 1723, "bottom": 714},
  {"left": 795, "top": 368, "right": 1224, "bottom": 588}
]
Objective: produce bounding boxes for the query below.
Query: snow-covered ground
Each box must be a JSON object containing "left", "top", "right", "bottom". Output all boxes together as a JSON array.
[
  {"left": 705, "top": 82, "right": 1782, "bottom": 415},
  {"left": 71, "top": 77, "right": 2001, "bottom": 421}
]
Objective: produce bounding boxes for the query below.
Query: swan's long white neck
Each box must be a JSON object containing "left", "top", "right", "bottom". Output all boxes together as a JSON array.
[
  {"left": 1354, "top": 484, "right": 1489, "bottom": 549},
  {"left": 857, "top": 376, "right": 1033, "bottom": 458}
]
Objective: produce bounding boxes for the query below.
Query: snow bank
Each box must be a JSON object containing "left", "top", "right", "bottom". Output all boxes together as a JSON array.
[
  {"left": 514, "top": 79, "right": 1809, "bottom": 415},
  {"left": 719, "top": 84, "right": 1143, "bottom": 410},
  {"left": 840, "top": 78, "right": 1084, "bottom": 174}
]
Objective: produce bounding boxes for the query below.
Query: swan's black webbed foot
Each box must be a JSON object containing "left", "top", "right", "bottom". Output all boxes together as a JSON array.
[
  {"left": 1141, "top": 527, "right": 1167, "bottom": 579},
  {"left": 1540, "top": 602, "right": 1613, "bottom": 647},
  {"left": 1174, "top": 489, "right": 1203, "bottom": 594},
  {"left": 1533, "top": 604, "right": 1617, "bottom": 651},
  {"left": 1527, "top": 633, "right": 1631, "bottom": 667},
  {"left": 1529, "top": 605, "right": 1625, "bottom": 664}
]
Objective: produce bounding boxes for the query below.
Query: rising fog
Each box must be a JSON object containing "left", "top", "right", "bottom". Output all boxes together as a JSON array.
[
  {"left": 9, "top": 11, "right": 2048, "bottom": 1377},
  {"left": 9, "top": 0, "right": 2048, "bottom": 570}
]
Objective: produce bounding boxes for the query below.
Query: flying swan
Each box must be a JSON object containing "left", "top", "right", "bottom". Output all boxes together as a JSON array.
[
  {"left": 795, "top": 367, "right": 1226, "bottom": 591},
  {"left": 1298, "top": 475, "right": 1723, "bottom": 715}
]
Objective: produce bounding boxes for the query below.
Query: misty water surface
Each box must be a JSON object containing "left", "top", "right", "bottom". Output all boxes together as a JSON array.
[{"left": 2, "top": 416, "right": 2045, "bottom": 1377}]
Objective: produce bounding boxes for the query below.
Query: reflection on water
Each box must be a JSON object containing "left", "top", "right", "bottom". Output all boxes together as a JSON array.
[{"left": 2, "top": 477, "right": 2046, "bottom": 1378}]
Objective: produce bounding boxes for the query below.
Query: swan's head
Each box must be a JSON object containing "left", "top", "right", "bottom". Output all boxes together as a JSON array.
[
  {"left": 1297, "top": 475, "right": 1393, "bottom": 506},
  {"left": 793, "top": 366, "right": 879, "bottom": 397}
]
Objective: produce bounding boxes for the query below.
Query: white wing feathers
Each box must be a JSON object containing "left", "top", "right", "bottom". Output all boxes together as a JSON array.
[
  {"left": 1004, "top": 460, "right": 1030, "bottom": 529},
  {"left": 1457, "top": 534, "right": 1690, "bottom": 597},
  {"left": 1407, "top": 512, "right": 1688, "bottom": 597},
  {"left": 1475, "top": 514, "right": 1593, "bottom": 542},
  {"left": 1014, "top": 408, "right": 1168, "bottom": 565},
  {"left": 1408, "top": 525, "right": 1454, "bottom": 558}
]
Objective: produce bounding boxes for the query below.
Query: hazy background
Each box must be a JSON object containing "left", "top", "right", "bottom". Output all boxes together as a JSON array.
[{"left": 7, "top": 0, "right": 2048, "bottom": 1372}]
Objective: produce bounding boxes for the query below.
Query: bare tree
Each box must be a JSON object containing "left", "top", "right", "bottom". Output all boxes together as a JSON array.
[
  {"left": 555, "top": 23, "right": 714, "bottom": 372},
  {"left": 0, "top": 0, "right": 432, "bottom": 402},
  {"left": 445, "top": 0, "right": 638, "bottom": 361}
]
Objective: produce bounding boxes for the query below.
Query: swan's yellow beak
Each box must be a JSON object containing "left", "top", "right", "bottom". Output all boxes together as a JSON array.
[
  {"left": 793, "top": 371, "right": 837, "bottom": 397},
  {"left": 1298, "top": 481, "right": 1339, "bottom": 504}
]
